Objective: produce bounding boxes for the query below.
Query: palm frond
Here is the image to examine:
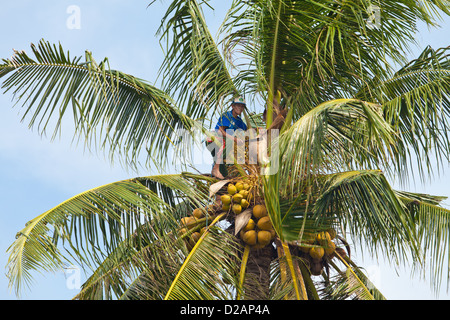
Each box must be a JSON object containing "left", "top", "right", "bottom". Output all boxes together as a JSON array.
[
  {"left": 74, "top": 200, "right": 193, "bottom": 300},
  {"left": 358, "top": 45, "right": 450, "bottom": 182},
  {"left": 0, "top": 40, "right": 193, "bottom": 169},
  {"left": 222, "top": 0, "right": 449, "bottom": 116},
  {"left": 278, "top": 98, "right": 398, "bottom": 196},
  {"left": 164, "top": 224, "right": 241, "bottom": 300},
  {"left": 397, "top": 190, "right": 450, "bottom": 292},
  {"left": 157, "top": 0, "right": 238, "bottom": 122},
  {"left": 313, "top": 170, "right": 420, "bottom": 266},
  {"left": 6, "top": 173, "right": 211, "bottom": 296}
]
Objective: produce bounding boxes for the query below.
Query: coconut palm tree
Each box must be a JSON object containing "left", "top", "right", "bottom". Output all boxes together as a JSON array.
[{"left": 3, "top": 0, "right": 450, "bottom": 300}]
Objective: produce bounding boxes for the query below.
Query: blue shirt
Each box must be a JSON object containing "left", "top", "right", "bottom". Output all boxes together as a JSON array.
[{"left": 215, "top": 111, "right": 247, "bottom": 132}]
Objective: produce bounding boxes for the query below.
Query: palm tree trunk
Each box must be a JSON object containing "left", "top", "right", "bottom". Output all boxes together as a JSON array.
[{"left": 243, "top": 245, "right": 276, "bottom": 300}]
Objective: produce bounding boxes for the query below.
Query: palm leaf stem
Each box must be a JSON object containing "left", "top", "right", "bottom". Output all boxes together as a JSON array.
[
  {"left": 164, "top": 212, "right": 226, "bottom": 300},
  {"left": 237, "top": 244, "right": 250, "bottom": 300},
  {"left": 281, "top": 241, "right": 303, "bottom": 300},
  {"left": 333, "top": 250, "right": 374, "bottom": 300}
]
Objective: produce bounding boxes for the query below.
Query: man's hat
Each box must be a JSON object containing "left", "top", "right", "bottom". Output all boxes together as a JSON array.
[{"left": 232, "top": 96, "right": 246, "bottom": 106}]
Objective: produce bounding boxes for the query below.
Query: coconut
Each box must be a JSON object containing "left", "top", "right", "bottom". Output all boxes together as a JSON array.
[
  {"left": 324, "top": 240, "right": 336, "bottom": 255},
  {"left": 239, "top": 189, "right": 249, "bottom": 199},
  {"left": 221, "top": 194, "right": 232, "bottom": 205},
  {"left": 240, "top": 199, "right": 249, "bottom": 209},
  {"left": 232, "top": 193, "right": 243, "bottom": 203},
  {"left": 256, "top": 216, "right": 272, "bottom": 231},
  {"left": 192, "top": 208, "right": 204, "bottom": 219},
  {"left": 253, "top": 204, "right": 267, "bottom": 219},
  {"left": 178, "top": 227, "right": 188, "bottom": 237},
  {"left": 235, "top": 182, "right": 244, "bottom": 191},
  {"left": 232, "top": 204, "right": 242, "bottom": 214},
  {"left": 242, "top": 230, "right": 257, "bottom": 246},
  {"left": 227, "top": 184, "right": 237, "bottom": 195},
  {"left": 243, "top": 219, "right": 256, "bottom": 231},
  {"left": 316, "top": 231, "right": 331, "bottom": 246},
  {"left": 327, "top": 228, "right": 337, "bottom": 240},
  {"left": 222, "top": 204, "right": 230, "bottom": 212},
  {"left": 257, "top": 230, "right": 272, "bottom": 246},
  {"left": 191, "top": 232, "right": 201, "bottom": 243},
  {"left": 309, "top": 246, "right": 325, "bottom": 260},
  {"left": 310, "top": 260, "right": 323, "bottom": 276},
  {"left": 189, "top": 231, "right": 201, "bottom": 247},
  {"left": 181, "top": 216, "right": 195, "bottom": 228}
]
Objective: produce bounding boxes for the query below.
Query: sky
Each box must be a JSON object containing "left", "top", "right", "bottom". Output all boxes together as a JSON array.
[{"left": 0, "top": 1, "right": 450, "bottom": 300}]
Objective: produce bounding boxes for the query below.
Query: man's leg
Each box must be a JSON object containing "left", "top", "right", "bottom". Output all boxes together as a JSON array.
[{"left": 211, "top": 144, "right": 226, "bottom": 179}]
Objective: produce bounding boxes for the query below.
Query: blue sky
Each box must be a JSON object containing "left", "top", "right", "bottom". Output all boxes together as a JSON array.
[{"left": 1, "top": 1, "right": 450, "bottom": 300}]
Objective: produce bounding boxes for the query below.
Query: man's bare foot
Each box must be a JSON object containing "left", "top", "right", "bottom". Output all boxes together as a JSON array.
[{"left": 211, "top": 165, "right": 225, "bottom": 180}]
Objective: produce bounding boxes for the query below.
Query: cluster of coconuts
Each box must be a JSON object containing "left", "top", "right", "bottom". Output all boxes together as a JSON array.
[
  {"left": 299, "top": 229, "right": 345, "bottom": 275},
  {"left": 220, "top": 180, "right": 254, "bottom": 215},
  {"left": 178, "top": 207, "right": 211, "bottom": 250},
  {"left": 220, "top": 180, "right": 276, "bottom": 249},
  {"left": 239, "top": 204, "right": 276, "bottom": 249}
]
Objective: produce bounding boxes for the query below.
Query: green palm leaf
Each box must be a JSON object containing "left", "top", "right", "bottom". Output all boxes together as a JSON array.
[
  {"left": 397, "top": 191, "right": 450, "bottom": 291},
  {"left": 6, "top": 173, "right": 211, "bottom": 296},
  {"left": 0, "top": 40, "right": 193, "bottom": 169},
  {"left": 222, "top": 0, "right": 449, "bottom": 116},
  {"left": 278, "top": 98, "right": 398, "bottom": 196},
  {"left": 157, "top": 0, "right": 238, "bottom": 121},
  {"left": 164, "top": 223, "right": 240, "bottom": 300},
  {"left": 357, "top": 45, "right": 450, "bottom": 181}
]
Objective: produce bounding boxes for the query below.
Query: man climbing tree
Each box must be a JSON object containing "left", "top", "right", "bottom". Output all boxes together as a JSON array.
[{"left": 208, "top": 96, "right": 248, "bottom": 179}]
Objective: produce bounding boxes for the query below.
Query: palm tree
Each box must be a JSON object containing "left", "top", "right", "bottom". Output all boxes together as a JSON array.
[{"left": 3, "top": 0, "right": 450, "bottom": 300}]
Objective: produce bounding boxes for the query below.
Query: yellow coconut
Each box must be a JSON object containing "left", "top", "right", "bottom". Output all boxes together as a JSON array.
[
  {"left": 188, "top": 231, "right": 201, "bottom": 247},
  {"left": 227, "top": 184, "right": 237, "bottom": 195},
  {"left": 239, "top": 189, "right": 249, "bottom": 199},
  {"left": 257, "top": 216, "right": 272, "bottom": 231},
  {"left": 221, "top": 194, "right": 232, "bottom": 205},
  {"left": 222, "top": 204, "right": 230, "bottom": 212},
  {"left": 235, "top": 182, "right": 244, "bottom": 191},
  {"left": 240, "top": 199, "right": 250, "bottom": 209},
  {"left": 243, "top": 219, "right": 256, "bottom": 231},
  {"left": 233, "top": 193, "right": 244, "bottom": 203},
  {"left": 309, "top": 246, "right": 325, "bottom": 260},
  {"left": 191, "top": 232, "right": 201, "bottom": 243},
  {"left": 243, "top": 183, "right": 250, "bottom": 191},
  {"left": 178, "top": 227, "right": 188, "bottom": 237},
  {"left": 326, "top": 228, "right": 337, "bottom": 240},
  {"left": 242, "top": 230, "right": 257, "bottom": 246},
  {"left": 253, "top": 204, "right": 267, "bottom": 219},
  {"left": 324, "top": 240, "right": 336, "bottom": 255},
  {"left": 192, "top": 208, "right": 204, "bottom": 219},
  {"left": 257, "top": 230, "right": 272, "bottom": 247},
  {"left": 316, "top": 231, "right": 331, "bottom": 245},
  {"left": 232, "top": 204, "right": 242, "bottom": 214},
  {"left": 181, "top": 216, "right": 195, "bottom": 228}
]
